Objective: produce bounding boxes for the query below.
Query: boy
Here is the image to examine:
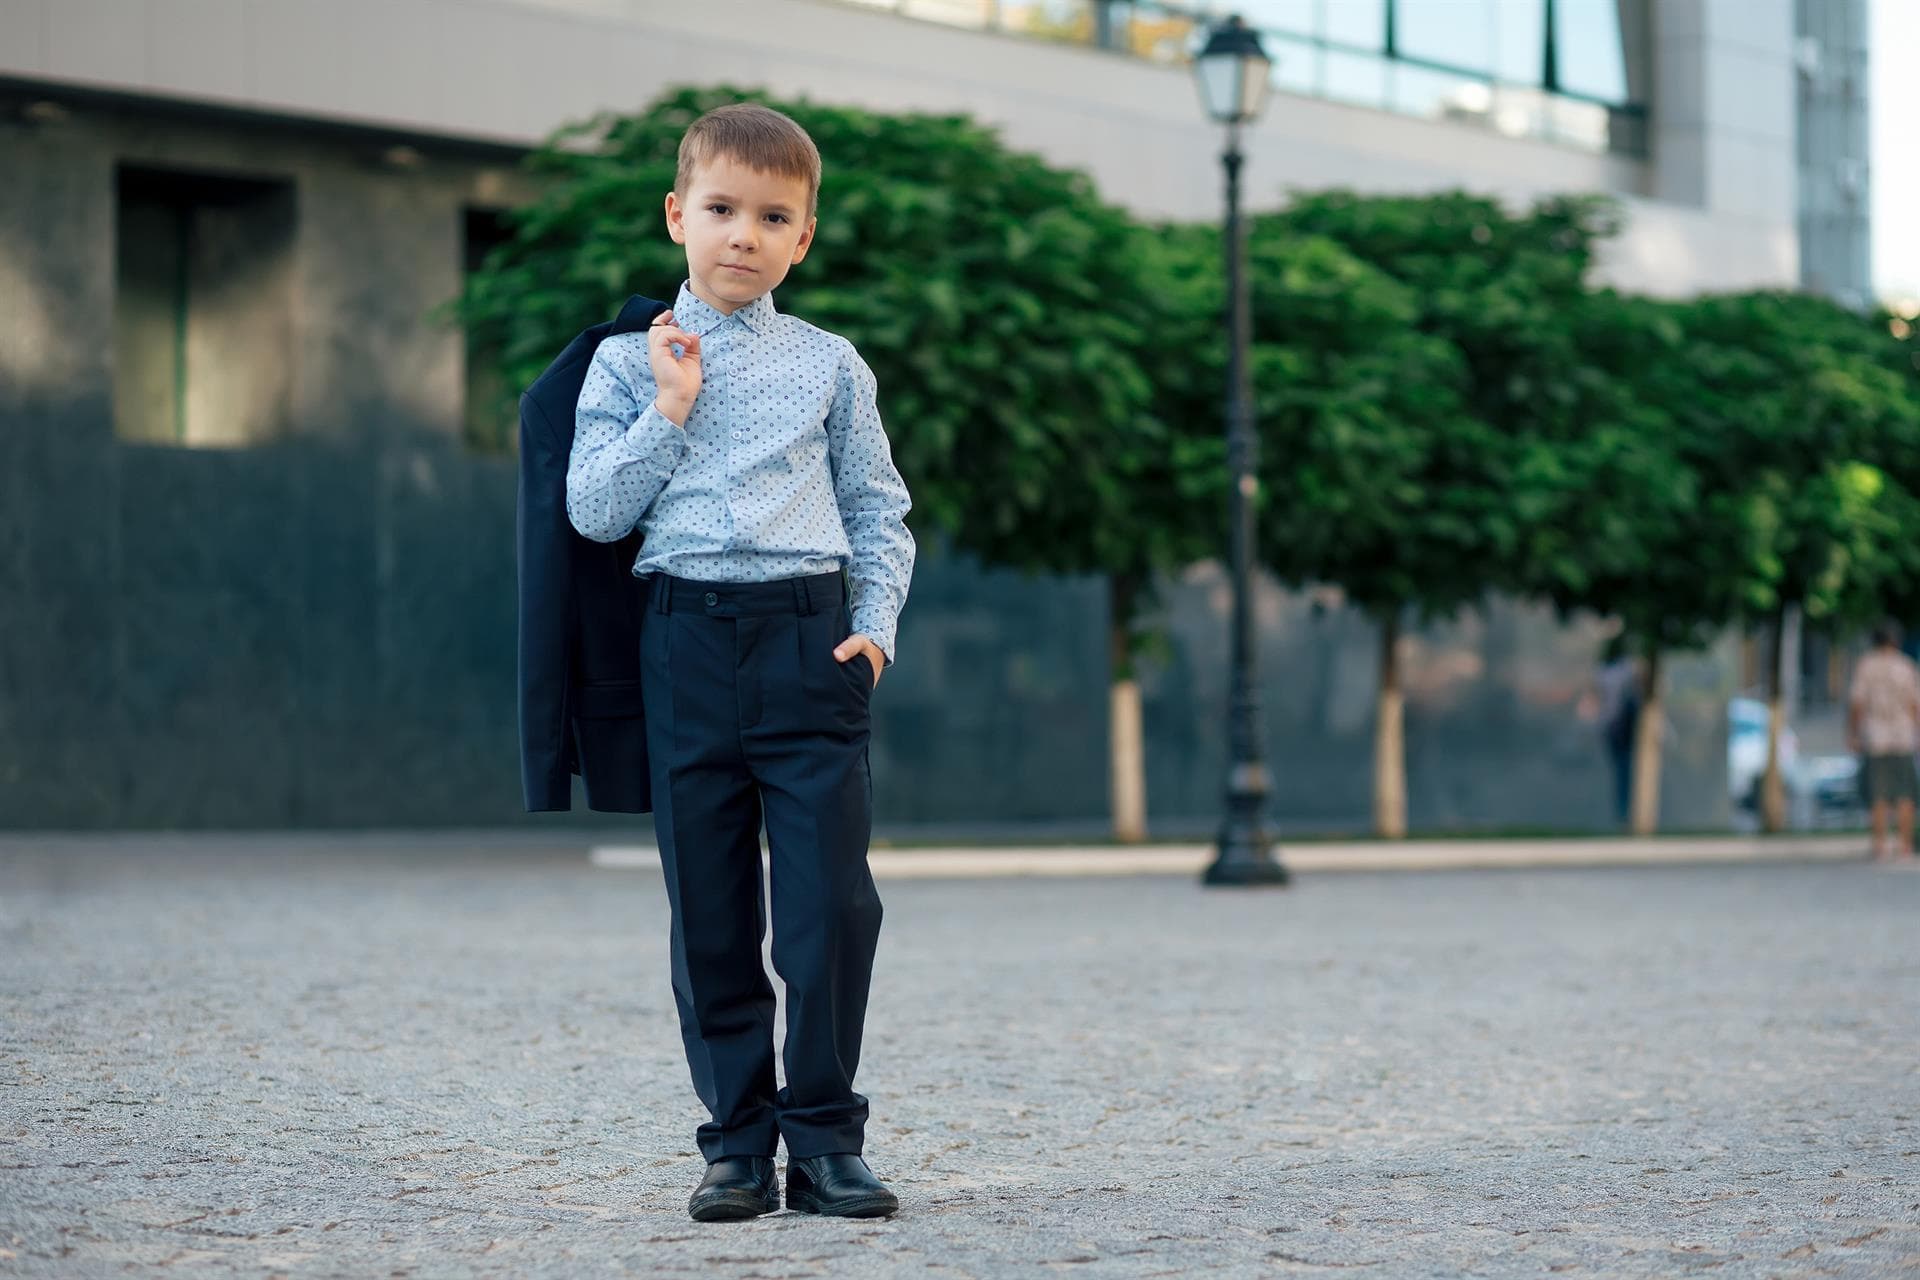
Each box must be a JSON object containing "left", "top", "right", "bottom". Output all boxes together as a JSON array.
[{"left": 566, "top": 103, "right": 915, "bottom": 1221}]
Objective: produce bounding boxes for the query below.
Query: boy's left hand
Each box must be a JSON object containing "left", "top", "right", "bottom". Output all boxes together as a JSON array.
[{"left": 834, "top": 635, "right": 885, "bottom": 688}]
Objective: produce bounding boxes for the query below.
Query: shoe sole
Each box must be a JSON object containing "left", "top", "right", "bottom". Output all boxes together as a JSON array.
[
  {"left": 688, "top": 1189, "right": 780, "bottom": 1222},
  {"left": 786, "top": 1189, "right": 899, "bottom": 1219}
]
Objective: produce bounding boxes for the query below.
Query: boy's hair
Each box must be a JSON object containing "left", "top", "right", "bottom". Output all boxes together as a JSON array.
[{"left": 676, "top": 103, "right": 822, "bottom": 217}]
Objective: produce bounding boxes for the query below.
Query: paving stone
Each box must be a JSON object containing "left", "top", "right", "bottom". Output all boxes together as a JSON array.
[{"left": 0, "top": 839, "right": 1915, "bottom": 1277}]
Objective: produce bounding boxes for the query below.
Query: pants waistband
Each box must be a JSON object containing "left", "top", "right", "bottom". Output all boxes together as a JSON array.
[{"left": 648, "top": 571, "right": 845, "bottom": 617}]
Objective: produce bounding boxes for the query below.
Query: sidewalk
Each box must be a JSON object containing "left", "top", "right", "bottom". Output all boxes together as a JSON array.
[
  {"left": 590, "top": 833, "right": 1872, "bottom": 879},
  {"left": 2, "top": 835, "right": 1915, "bottom": 1277}
]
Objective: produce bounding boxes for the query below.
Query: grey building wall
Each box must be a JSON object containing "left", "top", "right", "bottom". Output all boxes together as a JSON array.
[
  {"left": 0, "top": 0, "right": 1799, "bottom": 295},
  {"left": 0, "top": 99, "right": 530, "bottom": 827}
]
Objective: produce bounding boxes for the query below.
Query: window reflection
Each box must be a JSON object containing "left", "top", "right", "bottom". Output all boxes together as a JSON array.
[
  {"left": 1391, "top": 63, "right": 1494, "bottom": 127},
  {"left": 1489, "top": 0, "right": 1547, "bottom": 84},
  {"left": 1238, "top": 0, "right": 1315, "bottom": 37},
  {"left": 1554, "top": 0, "right": 1632, "bottom": 104},
  {"left": 1324, "top": 0, "right": 1387, "bottom": 49},
  {"left": 1323, "top": 48, "right": 1389, "bottom": 109},
  {"left": 901, "top": 0, "right": 998, "bottom": 25},
  {"left": 1398, "top": 0, "right": 1502, "bottom": 73},
  {"left": 1266, "top": 33, "right": 1320, "bottom": 98},
  {"left": 826, "top": 0, "right": 1647, "bottom": 155}
]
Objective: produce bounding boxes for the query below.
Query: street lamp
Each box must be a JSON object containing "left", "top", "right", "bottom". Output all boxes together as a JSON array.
[{"left": 1195, "top": 15, "right": 1288, "bottom": 887}]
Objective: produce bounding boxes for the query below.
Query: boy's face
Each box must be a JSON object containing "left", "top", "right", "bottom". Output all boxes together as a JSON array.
[{"left": 665, "top": 154, "right": 816, "bottom": 315}]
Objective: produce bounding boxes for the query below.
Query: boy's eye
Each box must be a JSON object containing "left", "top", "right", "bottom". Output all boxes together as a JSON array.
[
  {"left": 765, "top": 213, "right": 788, "bottom": 225},
  {"left": 707, "top": 203, "right": 731, "bottom": 216}
]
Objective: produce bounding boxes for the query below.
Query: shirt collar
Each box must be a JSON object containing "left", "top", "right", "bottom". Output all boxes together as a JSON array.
[{"left": 673, "top": 281, "right": 777, "bottom": 337}]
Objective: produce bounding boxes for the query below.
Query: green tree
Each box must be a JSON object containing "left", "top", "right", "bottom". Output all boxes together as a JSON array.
[
  {"left": 1240, "top": 191, "right": 1621, "bottom": 837},
  {"left": 1526, "top": 292, "right": 1752, "bottom": 832},
  {"left": 1677, "top": 291, "right": 1920, "bottom": 830},
  {"left": 456, "top": 86, "right": 1221, "bottom": 841}
]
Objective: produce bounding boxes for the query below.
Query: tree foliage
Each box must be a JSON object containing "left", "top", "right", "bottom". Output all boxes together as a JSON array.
[
  {"left": 457, "top": 85, "right": 1218, "bottom": 588},
  {"left": 456, "top": 88, "right": 1920, "bottom": 836}
]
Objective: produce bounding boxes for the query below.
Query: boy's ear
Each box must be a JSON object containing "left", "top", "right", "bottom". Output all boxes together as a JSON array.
[
  {"left": 790, "top": 215, "right": 817, "bottom": 266},
  {"left": 664, "top": 190, "right": 688, "bottom": 245}
]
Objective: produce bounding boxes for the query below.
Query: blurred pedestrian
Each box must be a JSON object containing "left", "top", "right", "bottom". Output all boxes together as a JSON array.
[
  {"left": 1847, "top": 621, "right": 1920, "bottom": 861},
  {"left": 1593, "top": 635, "right": 1641, "bottom": 826}
]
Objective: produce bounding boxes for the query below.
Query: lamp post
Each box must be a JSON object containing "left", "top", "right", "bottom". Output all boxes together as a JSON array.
[{"left": 1194, "top": 15, "right": 1288, "bottom": 887}]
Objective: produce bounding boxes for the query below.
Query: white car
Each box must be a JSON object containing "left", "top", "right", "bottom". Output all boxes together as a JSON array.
[{"left": 1727, "top": 696, "right": 1862, "bottom": 827}]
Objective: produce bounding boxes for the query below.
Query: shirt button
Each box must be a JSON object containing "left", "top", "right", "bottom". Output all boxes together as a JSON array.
[{"left": 704, "top": 592, "right": 719, "bottom": 607}]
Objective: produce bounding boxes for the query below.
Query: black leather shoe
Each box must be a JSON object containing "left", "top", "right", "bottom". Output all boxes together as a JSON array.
[
  {"left": 688, "top": 1156, "right": 779, "bottom": 1222},
  {"left": 785, "top": 1153, "right": 899, "bottom": 1218}
]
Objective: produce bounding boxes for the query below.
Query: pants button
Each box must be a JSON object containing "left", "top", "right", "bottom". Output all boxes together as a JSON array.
[{"left": 704, "top": 592, "right": 719, "bottom": 607}]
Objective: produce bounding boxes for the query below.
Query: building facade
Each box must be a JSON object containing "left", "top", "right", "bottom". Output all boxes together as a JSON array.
[{"left": 0, "top": 0, "right": 1830, "bottom": 832}]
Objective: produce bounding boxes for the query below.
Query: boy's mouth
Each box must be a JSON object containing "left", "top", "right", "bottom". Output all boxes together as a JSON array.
[{"left": 720, "top": 263, "right": 755, "bottom": 275}]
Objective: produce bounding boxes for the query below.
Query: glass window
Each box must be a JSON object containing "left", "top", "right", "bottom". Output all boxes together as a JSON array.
[
  {"left": 1544, "top": 93, "right": 1611, "bottom": 149},
  {"left": 854, "top": 0, "right": 1641, "bottom": 156},
  {"left": 1490, "top": 0, "right": 1547, "bottom": 84},
  {"left": 1488, "top": 83, "right": 1548, "bottom": 138},
  {"left": 1265, "top": 31, "right": 1320, "bottom": 97},
  {"left": 1125, "top": 5, "right": 1197, "bottom": 63},
  {"left": 1238, "top": 0, "right": 1316, "bottom": 38},
  {"left": 906, "top": 0, "right": 997, "bottom": 29},
  {"left": 1396, "top": 0, "right": 1499, "bottom": 74},
  {"left": 999, "top": 0, "right": 1090, "bottom": 41},
  {"left": 1324, "top": 0, "right": 1387, "bottom": 50},
  {"left": 1396, "top": 1, "right": 1551, "bottom": 83},
  {"left": 114, "top": 167, "right": 295, "bottom": 449},
  {"left": 1322, "top": 48, "right": 1389, "bottom": 109},
  {"left": 1390, "top": 62, "right": 1495, "bottom": 126},
  {"left": 1554, "top": 0, "right": 1629, "bottom": 102}
]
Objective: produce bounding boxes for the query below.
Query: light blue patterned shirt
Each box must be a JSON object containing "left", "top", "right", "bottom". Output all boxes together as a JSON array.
[{"left": 567, "top": 282, "right": 916, "bottom": 662}]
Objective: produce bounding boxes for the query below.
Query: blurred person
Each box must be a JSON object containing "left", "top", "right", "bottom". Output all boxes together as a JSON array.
[
  {"left": 1847, "top": 621, "right": 1920, "bottom": 861},
  {"left": 1592, "top": 634, "right": 1641, "bottom": 826},
  {"left": 567, "top": 103, "right": 915, "bottom": 1220}
]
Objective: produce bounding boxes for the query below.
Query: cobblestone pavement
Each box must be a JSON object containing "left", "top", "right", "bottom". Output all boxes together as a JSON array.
[{"left": 2, "top": 836, "right": 1916, "bottom": 1278}]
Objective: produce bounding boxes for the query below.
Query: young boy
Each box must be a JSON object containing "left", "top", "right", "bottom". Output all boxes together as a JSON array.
[{"left": 566, "top": 103, "right": 915, "bottom": 1221}]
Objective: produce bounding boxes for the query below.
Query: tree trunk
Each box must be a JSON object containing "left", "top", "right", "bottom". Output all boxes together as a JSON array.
[
  {"left": 1373, "top": 610, "right": 1407, "bottom": 839},
  {"left": 1108, "top": 573, "right": 1147, "bottom": 844},
  {"left": 1629, "top": 648, "right": 1663, "bottom": 835},
  {"left": 1761, "top": 606, "right": 1789, "bottom": 833}
]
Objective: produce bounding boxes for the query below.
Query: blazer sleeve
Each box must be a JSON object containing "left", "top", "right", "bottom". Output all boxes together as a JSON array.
[{"left": 518, "top": 391, "right": 576, "bottom": 812}]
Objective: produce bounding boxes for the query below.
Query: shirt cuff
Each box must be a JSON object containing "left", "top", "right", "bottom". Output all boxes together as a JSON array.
[
  {"left": 622, "top": 403, "right": 689, "bottom": 467},
  {"left": 851, "top": 607, "right": 897, "bottom": 667}
]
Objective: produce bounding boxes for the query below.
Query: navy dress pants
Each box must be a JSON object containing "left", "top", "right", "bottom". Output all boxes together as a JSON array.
[{"left": 640, "top": 570, "right": 882, "bottom": 1161}]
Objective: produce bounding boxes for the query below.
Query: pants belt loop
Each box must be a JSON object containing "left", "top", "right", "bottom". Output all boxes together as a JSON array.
[
  {"left": 793, "top": 577, "right": 813, "bottom": 616},
  {"left": 652, "top": 575, "right": 671, "bottom": 614}
]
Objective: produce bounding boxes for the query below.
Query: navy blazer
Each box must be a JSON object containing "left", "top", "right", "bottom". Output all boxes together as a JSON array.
[{"left": 517, "top": 294, "right": 669, "bottom": 812}]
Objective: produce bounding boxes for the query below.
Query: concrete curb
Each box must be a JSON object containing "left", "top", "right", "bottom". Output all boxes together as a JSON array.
[{"left": 589, "top": 834, "right": 1872, "bottom": 880}]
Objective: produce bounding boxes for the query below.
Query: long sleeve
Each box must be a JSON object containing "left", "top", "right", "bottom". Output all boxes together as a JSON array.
[
  {"left": 566, "top": 339, "right": 689, "bottom": 543},
  {"left": 826, "top": 344, "right": 916, "bottom": 664}
]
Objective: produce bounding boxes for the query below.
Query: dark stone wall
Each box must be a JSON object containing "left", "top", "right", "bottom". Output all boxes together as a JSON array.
[{"left": 0, "top": 101, "right": 1732, "bottom": 834}]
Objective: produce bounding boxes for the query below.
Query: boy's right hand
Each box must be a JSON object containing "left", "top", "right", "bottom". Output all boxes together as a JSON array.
[{"left": 647, "top": 310, "right": 701, "bottom": 426}]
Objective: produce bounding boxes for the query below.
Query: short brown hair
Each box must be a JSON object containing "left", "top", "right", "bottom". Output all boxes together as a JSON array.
[{"left": 676, "top": 103, "right": 822, "bottom": 216}]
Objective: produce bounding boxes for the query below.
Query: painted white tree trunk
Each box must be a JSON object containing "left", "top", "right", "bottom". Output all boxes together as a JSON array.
[
  {"left": 1374, "top": 615, "right": 1407, "bottom": 840},
  {"left": 1110, "top": 677, "right": 1147, "bottom": 844},
  {"left": 1762, "top": 695, "right": 1789, "bottom": 832},
  {"left": 1761, "top": 610, "right": 1789, "bottom": 833},
  {"left": 1629, "top": 651, "right": 1663, "bottom": 835}
]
